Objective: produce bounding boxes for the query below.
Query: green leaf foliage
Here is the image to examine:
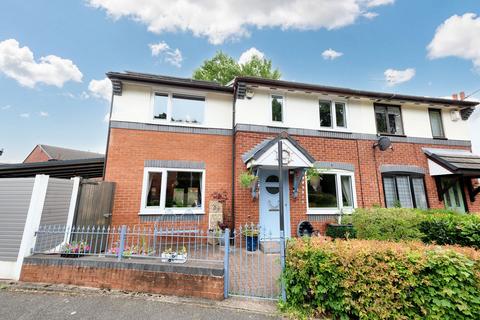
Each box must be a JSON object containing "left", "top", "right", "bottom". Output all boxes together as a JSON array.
[
  {"left": 325, "top": 224, "right": 356, "bottom": 239},
  {"left": 343, "top": 208, "right": 480, "bottom": 248},
  {"left": 282, "top": 237, "right": 480, "bottom": 319},
  {"left": 192, "top": 51, "right": 281, "bottom": 85}
]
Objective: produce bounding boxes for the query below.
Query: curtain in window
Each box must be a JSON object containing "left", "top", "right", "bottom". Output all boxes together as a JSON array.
[
  {"left": 341, "top": 176, "right": 353, "bottom": 207},
  {"left": 395, "top": 176, "right": 413, "bottom": 208},
  {"left": 412, "top": 178, "right": 427, "bottom": 209},
  {"left": 383, "top": 177, "right": 396, "bottom": 207}
]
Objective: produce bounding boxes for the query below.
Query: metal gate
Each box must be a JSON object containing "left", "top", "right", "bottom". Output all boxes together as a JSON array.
[
  {"left": 226, "top": 225, "right": 285, "bottom": 300},
  {"left": 73, "top": 178, "right": 115, "bottom": 226}
]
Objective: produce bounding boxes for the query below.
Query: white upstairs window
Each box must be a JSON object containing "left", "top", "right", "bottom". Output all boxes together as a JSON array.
[
  {"left": 152, "top": 92, "right": 205, "bottom": 125},
  {"left": 319, "top": 100, "right": 347, "bottom": 129}
]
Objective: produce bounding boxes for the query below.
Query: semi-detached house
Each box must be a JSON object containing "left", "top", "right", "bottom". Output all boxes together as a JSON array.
[{"left": 104, "top": 71, "right": 480, "bottom": 236}]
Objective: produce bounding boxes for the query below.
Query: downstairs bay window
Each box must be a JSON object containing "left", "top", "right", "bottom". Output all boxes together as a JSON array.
[
  {"left": 306, "top": 170, "right": 356, "bottom": 214},
  {"left": 382, "top": 174, "right": 428, "bottom": 209},
  {"left": 140, "top": 168, "right": 205, "bottom": 215}
]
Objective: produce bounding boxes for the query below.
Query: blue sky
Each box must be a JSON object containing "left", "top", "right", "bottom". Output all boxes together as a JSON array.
[{"left": 0, "top": 0, "right": 479, "bottom": 162}]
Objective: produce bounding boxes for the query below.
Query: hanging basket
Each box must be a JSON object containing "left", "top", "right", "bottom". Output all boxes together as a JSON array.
[{"left": 309, "top": 175, "right": 321, "bottom": 190}]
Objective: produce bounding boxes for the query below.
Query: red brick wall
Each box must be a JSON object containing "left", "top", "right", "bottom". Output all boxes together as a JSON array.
[
  {"left": 105, "top": 127, "right": 479, "bottom": 235},
  {"left": 20, "top": 261, "right": 224, "bottom": 300},
  {"left": 23, "top": 146, "right": 49, "bottom": 163},
  {"left": 233, "top": 131, "right": 480, "bottom": 234},
  {"left": 105, "top": 128, "right": 233, "bottom": 228}
]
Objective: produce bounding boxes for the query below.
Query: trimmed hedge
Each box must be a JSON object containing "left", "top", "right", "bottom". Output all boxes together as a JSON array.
[
  {"left": 282, "top": 237, "right": 480, "bottom": 319},
  {"left": 343, "top": 208, "right": 480, "bottom": 248},
  {"left": 420, "top": 213, "right": 480, "bottom": 249},
  {"left": 325, "top": 224, "right": 356, "bottom": 239},
  {"left": 342, "top": 208, "right": 426, "bottom": 241}
]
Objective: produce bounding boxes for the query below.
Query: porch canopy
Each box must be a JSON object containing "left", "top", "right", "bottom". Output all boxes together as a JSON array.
[
  {"left": 423, "top": 148, "right": 480, "bottom": 202},
  {"left": 242, "top": 132, "right": 315, "bottom": 198}
]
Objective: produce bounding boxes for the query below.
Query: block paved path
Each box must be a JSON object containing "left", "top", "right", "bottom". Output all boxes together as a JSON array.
[{"left": 0, "top": 287, "right": 281, "bottom": 320}]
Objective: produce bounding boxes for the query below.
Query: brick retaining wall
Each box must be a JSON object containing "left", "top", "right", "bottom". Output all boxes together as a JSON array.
[{"left": 20, "top": 255, "right": 224, "bottom": 300}]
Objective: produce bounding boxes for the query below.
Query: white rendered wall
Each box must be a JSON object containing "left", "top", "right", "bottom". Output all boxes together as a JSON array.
[
  {"left": 235, "top": 88, "right": 471, "bottom": 140},
  {"left": 111, "top": 83, "right": 233, "bottom": 129}
]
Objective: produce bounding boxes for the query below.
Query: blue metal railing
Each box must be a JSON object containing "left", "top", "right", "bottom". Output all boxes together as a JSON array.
[{"left": 33, "top": 223, "right": 286, "bottom": 301}]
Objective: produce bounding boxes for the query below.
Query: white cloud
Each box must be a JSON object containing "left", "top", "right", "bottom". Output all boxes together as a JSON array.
[
  {"left": 0, "top": 39, "right": 82, "bottom": 88},
  {"left": 19, "top": 113, "right": 30, "bottom": 118},
  {"left": 238, "top": 47, "right": 265, "bottom": 65},
  {"left": 384, "top": 68, "right": 416, "bottom": 86},
  {"left": 149, "top": 41, "right": 170, "bottom": 56},
  {"left": 165, "top": 48, "right": 183, "bottom": 67},
  {"left": 365, "top": 0, "right": 394, "bottom": 7},
  {"left": 1, "top": 105, "right": 11, "bottom": 110},
  {"left": 149, "top": 41, "right": 183, "bottom": 67},
  {"left": 362, "top": 12, "right": 379, "bottom": 19},
  {"left": 322, "top": 48, "right": 344, "bottom": 60},
  {"left": 39, "top": 111, "right": 49, "bottom": 117},
  {"left": 88, "top": 77, "right": 112, "bottom": 101},
  {"left": 88, "top": 0, "right": 394, "bottom": 44},
  {"left": 104, "top": 112, "right": 110, "bottom": 123},
  {"left": 427, "top": 13, "right": 480, "bottom": 70}
]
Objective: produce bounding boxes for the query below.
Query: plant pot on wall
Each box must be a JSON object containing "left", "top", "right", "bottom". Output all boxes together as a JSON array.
[{"left": 243, "top": 228, "right": 260, "bottom": 251}]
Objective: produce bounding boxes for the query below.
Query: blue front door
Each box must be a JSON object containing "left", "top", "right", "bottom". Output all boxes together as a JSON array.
[{"left": 259, "top": 169, "right": 291, "bottom": 238}]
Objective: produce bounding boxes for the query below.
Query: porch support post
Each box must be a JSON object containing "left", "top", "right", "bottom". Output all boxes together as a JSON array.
[
  {"left": 278, "top": 140, "right": 287, "bottom": 302},
  {"left": 278, "top": 140, "right": 285, "bottom": 234}
]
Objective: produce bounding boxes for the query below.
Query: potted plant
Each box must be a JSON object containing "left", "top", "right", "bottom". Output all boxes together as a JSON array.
[
  {"left": 239, "top": 171, "right": 258, "bottom": 189},
  {"left": 161, "top": 246, "right": 188, "bottom": 263},
  {"left": 242, "top": 227, "right": 260, "bottom": 252},
  {"left": 61, "top": 241, "right": 91, "bottom": 258},
  {"left": 217, "top": 222, "right": 228, "bottom": 246},
  {"left": 306, "top": 168, "right": 322, "bottom": 190}
]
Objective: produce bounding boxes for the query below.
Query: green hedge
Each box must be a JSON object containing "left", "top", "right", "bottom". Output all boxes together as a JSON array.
[
  {"left": 325, "top": 224, "right": 356, "bottom": 239},
  {"left": 420, "top": 213, "right": 480, "bottom": 249},
  {"left": 342, "top": 208, "right": 426, "bottom": 241},
  {"left": 342, "top": 208, "right": 480, "bottom": 248},
  {"left": 282, "top": 237, "right": 480, "bottom": 319}
]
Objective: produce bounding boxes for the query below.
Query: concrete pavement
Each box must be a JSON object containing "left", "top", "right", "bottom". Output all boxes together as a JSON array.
[{"left": 0, "top": 282, "right": 281, "bottom": 320}]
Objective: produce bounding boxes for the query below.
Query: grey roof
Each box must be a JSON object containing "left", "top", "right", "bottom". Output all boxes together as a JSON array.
[
  {"left": 107, "top": 71, "right": 233, "bottom": 93},
  {"left": 39, "top": 145, "right": 103, "bottom": 161},
  {"left": 423, "top": 148, "right": 480, "bottom": 176},
  {"left": 241, "top": 139, "right": 272, "bottom": 163},
  {"left": 242, "top": 132, "right": 316, "bottom": 164},
  {"left": 235, "top": 76, "right": 479, "bottom": 108}
]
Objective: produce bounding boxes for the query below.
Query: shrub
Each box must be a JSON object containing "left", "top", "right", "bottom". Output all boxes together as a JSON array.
[
  {"left": 343, "top": 208, "right": 426, "bottom": 241},
  {"left": 420, "top": 213, "right": 480, "bottom": 249},
  {"left": 325, "top": 223, "right": 356, "bottom": 239},
  {"left": 282, "top": 237, "right": 480, "bottom": 319}
]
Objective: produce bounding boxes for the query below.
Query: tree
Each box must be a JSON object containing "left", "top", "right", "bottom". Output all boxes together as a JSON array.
[{"left": 192, "top": 51, "right": 281, "bottom": 85}]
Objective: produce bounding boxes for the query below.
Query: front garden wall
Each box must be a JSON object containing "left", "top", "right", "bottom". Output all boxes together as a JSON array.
[{"left": 20, "top": 255, "right": 224, "bottom": 300}]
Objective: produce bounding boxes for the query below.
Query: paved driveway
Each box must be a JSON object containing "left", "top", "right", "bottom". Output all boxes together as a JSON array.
[{"left": 0, "top": 289, "right": 280, "bottom": 320}]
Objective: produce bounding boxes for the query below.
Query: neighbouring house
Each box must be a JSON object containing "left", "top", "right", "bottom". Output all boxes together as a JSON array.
[
  {"left": 0, "top": 144, "right": 104, "bottom": 179},
  {"left": 104, "top": 71, "right": 480, "bottom": 236},
  {"left": 23, "top": 144, "right": 103, "bottom": 163}
]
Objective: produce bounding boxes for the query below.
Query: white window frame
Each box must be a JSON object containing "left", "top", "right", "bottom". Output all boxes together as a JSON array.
[
  {"left": 305, "top": 169, "right": 357, "bottom": 215},
  {"left": 319, "top": 100, "right": 348, "bottom": 130},
  {"left": 271, "top": 94, "right": 285, "bottom": 123},
  {"left": 150, "top": 91, "right": 206, "bottom": 126},
  {"left": 139, "top": 167, "right": 206, "bottom": 215}
]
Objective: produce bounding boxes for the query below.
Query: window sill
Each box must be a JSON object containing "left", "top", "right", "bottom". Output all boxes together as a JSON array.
[
  {"left": 432, "top": 136, "right": 448, "bottom": 140},
  {"left": 306, "top": 208, "right": 354, "bottom": 215},
  {"left": 139, "top": 209, "right": 205, "bottom": 215},
  {"left": 318, "top": 127, "right": 352, "bottom": 134},
  {"left": 377, "top": 133, "right": 406, "bottom": 138}
]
